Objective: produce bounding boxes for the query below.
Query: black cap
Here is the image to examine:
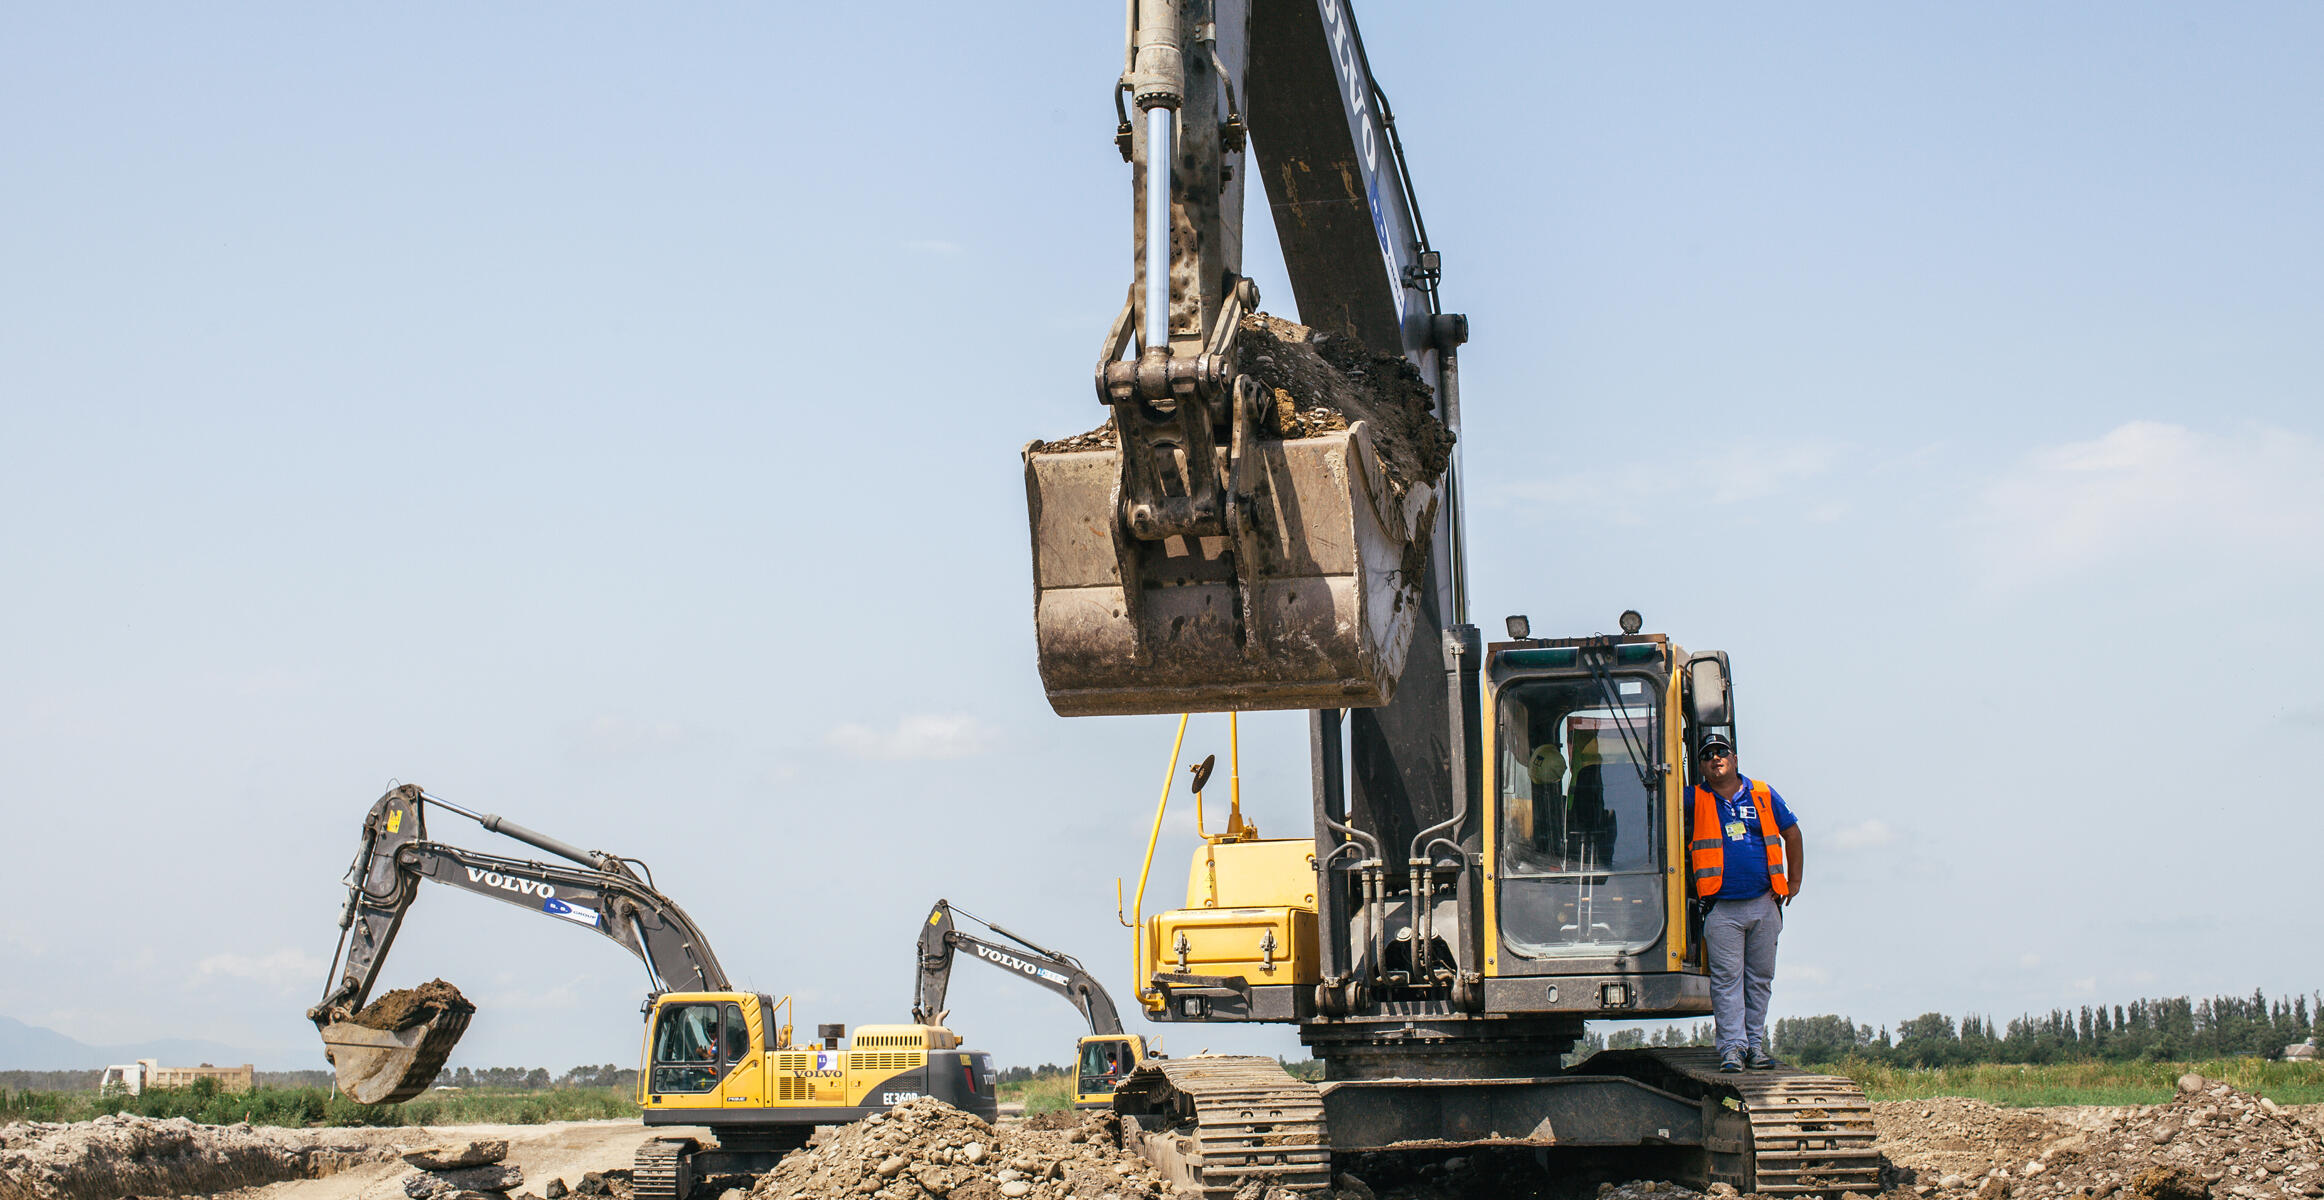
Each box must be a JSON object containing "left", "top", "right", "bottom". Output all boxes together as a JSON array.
[{"left": 1698, "top": 734, "right": 1735, "bottom": 756}]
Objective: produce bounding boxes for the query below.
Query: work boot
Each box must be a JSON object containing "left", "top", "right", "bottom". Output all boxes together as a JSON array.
[
  {"left": 1719, "top": 1051, "right": 1744, "bottom": 1073},
  {"left": 1746, "top": 1048, "right": 1779, "bottom": 1071}
]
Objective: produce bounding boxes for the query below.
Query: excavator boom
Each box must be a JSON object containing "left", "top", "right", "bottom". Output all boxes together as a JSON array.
[
  {"left": 912, "top": 900, "right": 1123, "bottom": 1035},
  {"left": 310, "top": 784, "right": 728, "bottom": 1103}
]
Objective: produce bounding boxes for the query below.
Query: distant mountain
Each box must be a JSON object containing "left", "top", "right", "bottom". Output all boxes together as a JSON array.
[{"left": 0, "top": 1016, "right": 300, "bottom": 1071}]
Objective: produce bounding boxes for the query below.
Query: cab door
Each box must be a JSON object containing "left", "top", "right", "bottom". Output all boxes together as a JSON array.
[
  {"left": 647, "top": 998, "right": 759, "bottom": 1112},
  {"left": 717, "top": 999, "right": 766, "bottom": 1109}
]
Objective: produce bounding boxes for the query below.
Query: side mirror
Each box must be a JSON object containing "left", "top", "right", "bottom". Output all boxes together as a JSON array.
[
  {"left": 1686, "top": 653, "right": 1733, "bottom": 728},
  {"left": 1189, "top": 754, "right": 1216, "bottom": 794}
]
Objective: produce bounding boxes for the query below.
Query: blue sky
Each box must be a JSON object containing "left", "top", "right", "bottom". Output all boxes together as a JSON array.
[{"left": 3, "top": 2, "right": 2319, "bottom": 1073}]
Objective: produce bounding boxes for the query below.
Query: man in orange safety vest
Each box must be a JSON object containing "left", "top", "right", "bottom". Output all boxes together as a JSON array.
[{"left": 1689, "top": 733, "right": 1806, "bottom": 1072}]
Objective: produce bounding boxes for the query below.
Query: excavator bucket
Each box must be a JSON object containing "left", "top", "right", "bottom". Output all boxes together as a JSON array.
[
  {"left": 320, "top": 1009, "right": 472, "bottom": 1105},
  {"left": 1027, "top": 421, "right": 1439, "bottom": 717},
  {"left": 317, "top": 981, "right": 476, "bottom": 1105}
]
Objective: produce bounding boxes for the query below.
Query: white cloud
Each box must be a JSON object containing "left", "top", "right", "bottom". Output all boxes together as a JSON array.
[
  {"left": 1828, "top": 820, "right": 1898, "bottom": 851},
  {"left": 1973, "top": 421, "right": 2324, "bottom": 585},
  {"left": 824, "top": 713, "right": 995, "bottom": 761},
  {"left": 197, "top": 948, "right": 327, "bottom": 994},
  {"left": 1788, "top": 964, "right": 1834, "bottom": 985},
  {"left": 900, "top": 239, "right": 963, "bottom": 256}
]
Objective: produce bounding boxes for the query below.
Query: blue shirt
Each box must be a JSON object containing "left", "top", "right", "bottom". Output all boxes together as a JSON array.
[{"left": 1712, "top": 776, "right": 1799, "bottom": 901}]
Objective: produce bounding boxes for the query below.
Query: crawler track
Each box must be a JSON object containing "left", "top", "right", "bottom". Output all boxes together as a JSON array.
[
  {"left": 1595, "top": 1048, "right": 1883, "bottom": 1197},
  {"left": 1114, "top": 1056, "right": 1333, "bottom": 1200},
  {"left": 631, "top": 1136, "right": 693, "bottom": 1200}
]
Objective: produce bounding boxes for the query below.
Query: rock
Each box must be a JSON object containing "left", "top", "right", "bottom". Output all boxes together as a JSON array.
[
  {"left": 2180, "top": 1075, "right": 2210, "bottom": 1095},
  {"left": 1000, "top": 1183, "right": 1033, "bottom": 1199},
  {"left": 405, "top": 1164, "right": 525, "bottom": 1200},
  {"left": 1336, "top": 1174, "right": 1378, "bottom": 1200},
  {"left": 964, "top": 1143, "right": 989, "bottom": 1165},
  {"left": 1943, "top": 1177, "right": 1970, "bottom": 1191},
  {"left": 545, "top": 1181, "right": 568, "bottom": 1200},
  {"left": 720, "top": 1190, "right": 746, "bottom": 1200},
  {"left": 2133, "top": 1167, "right": 2212, "bottom": 1200},
  {"left": 1978, "top": 1175, "right": 2013, "bottom": 1200},
  {"left": 876, "top": 1156, "right": 907, "bottom": 1179},
  {"left": 403, "top": 1141, "right": 512, "bottom": 1171},
  {"left": 1709, "top": 1185, "right": 1741, "bottom": 1198},
  {"left": 2260, "top": 1099, "right": 2282, "bottom": 1115}
]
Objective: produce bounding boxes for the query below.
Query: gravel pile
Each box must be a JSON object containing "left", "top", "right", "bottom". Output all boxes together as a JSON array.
[
  {"left": 1886, "top": 1077, "right": 2324, "bottom": 1200},
  {"left": 1875, "top": 1099, "right": 2082, "bottom": 1185},
  {"left": 747, "top": 1099, "right": 1183, "bottom": 1200},
  {"left": 0, "top": 1112, "right": 389, "bottom": 1200}
]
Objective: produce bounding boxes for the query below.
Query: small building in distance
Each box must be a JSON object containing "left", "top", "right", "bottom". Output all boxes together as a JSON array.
[{"left": 97, "top": 1060, "right": 255, "bottom": 1095}]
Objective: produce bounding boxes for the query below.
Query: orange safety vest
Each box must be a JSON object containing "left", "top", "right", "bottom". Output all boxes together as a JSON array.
[{"left": 1689, "top": 780, "right": 1790, "bottom": 900}]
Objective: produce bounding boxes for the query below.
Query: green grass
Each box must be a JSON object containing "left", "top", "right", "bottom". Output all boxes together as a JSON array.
[
  {"left": 0, "top": 1080, "right": 639, "bottom": 1128},
  {"left": 999, "top": 1072, "right": 1078, "bottom": 1114},
  {"left": 1805, "top": 1057, "right": 2324, "bottom": 1107}
]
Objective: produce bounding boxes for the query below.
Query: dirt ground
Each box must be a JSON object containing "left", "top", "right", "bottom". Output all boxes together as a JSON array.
[{"left": 9, "top": 1080, "right": 2324, "bottom": 1200}]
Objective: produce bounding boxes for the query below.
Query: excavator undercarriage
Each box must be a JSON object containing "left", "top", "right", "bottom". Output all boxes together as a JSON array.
[{"left": 1115, "top": 1050, "right": 1878, "bottom": 1200}]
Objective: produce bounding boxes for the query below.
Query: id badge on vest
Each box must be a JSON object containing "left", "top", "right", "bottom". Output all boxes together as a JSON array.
[{"left": 1725, "top": 819, "right": 1747, "bottom": 841}]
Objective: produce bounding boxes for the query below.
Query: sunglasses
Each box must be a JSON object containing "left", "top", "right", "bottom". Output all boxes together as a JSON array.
[{"left": 1700, "top": 747, "right": 1733, "bottom": 759}]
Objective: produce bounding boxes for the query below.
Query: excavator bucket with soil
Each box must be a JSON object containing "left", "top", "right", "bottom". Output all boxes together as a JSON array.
[
  {"left": 315, "top": 979, "right": 476, "bottom": 1105},
  {"left": 319, "top": 1010, "right": 472, "bottom": 1104},
  {"left": 1027, "top": 420, "right": 1439, "bottom": 717}
]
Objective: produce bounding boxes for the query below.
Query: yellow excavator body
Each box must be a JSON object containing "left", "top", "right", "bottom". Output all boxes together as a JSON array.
[{"left": 635, "top": 994, "right": 989, "bottom": 1120}]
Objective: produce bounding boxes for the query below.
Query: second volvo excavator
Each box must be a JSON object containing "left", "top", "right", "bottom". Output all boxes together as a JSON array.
[
  {"left": 912, "top": 899, "right": 1149, "bottom": 1109},
  {"left": 310, "top": 785, "right": 996, "bottom": 1200},
  {"left": 1021, "top": 2, "right": 1877, "bottom": 1196}
]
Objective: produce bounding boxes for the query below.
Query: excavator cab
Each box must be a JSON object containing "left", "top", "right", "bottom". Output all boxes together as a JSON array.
[{"left": 1072, "top": 1033, "right": 1146, "bottom": 1108}]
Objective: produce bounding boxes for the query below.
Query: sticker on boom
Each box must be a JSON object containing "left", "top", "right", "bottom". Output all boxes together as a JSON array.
[{"left": 541, "top": 896, "right": 603, "bottom": 928}]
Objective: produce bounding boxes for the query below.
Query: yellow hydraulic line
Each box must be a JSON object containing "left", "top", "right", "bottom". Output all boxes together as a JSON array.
[{"left": 1132, "top": 713, "right": 1192, "bottom": 1004}]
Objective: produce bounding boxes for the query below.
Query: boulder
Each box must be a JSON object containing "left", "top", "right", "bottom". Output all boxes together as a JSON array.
[{"left": 403, "top": 1141, "right": 511, "bottom": 1171}]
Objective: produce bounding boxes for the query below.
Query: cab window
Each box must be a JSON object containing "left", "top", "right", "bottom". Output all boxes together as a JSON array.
[
  {"left": 1079, "top": 1038, "right": 1130, "bottom": 1092},
  {"left": 1495, "top": 674, "right": 1668, "bottom": 957},
  {"left": 650, "top": 1003, "right": 725, "bottom": 1094},
  {"left": 722, "top": 1002, "right": 752, "bottom": 1061}
]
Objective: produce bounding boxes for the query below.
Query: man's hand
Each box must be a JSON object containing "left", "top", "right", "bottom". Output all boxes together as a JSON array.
[{"left": 1779, "top": 825, "right": 1805, "bottom": 905}]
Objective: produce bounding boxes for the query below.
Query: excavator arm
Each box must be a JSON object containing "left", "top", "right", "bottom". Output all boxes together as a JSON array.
[
  {"left": 911, "top": 900, "right": 1123, "bottom": 1037},
  {"left": 1028, "top": 0, "right": 1468, "bottom": 717},
  {"left": 308, "top": 784, "right": 729, "bottom": 1103}
]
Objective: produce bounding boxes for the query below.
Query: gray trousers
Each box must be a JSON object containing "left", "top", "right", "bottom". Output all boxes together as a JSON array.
[{"left": 1704, "top": 892, "right": 1784, "bottom": 1056}]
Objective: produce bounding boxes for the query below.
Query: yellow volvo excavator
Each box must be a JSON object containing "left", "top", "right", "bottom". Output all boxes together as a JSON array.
[
  {"left": 912, "top": 899, "right": 1149, "bottom": 1109},
  {"left": 309, "top": 785, "right": 996, "bottom": 1200},
  {"left": 1021, "top": 2, "right": 1877, "bottom": 1196}
]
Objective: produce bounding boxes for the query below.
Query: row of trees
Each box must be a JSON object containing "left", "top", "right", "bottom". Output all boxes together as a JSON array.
[
  {"left": 425, "top": 1064, "right": 640, "bottom": 1090},
  {"left": 1774, "top": 990, "right": 2322, "bottom": 1066}
]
